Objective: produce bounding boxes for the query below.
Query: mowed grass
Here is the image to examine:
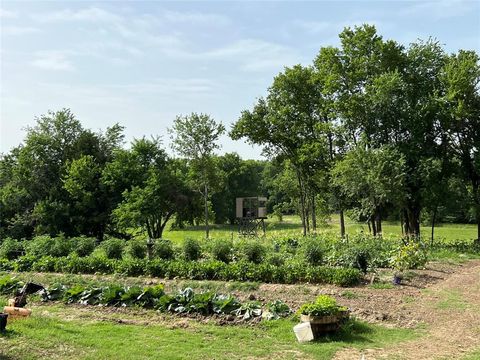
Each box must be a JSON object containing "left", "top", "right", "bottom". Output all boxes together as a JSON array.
[
  {"left": 0, "top": 303, "right": 418, "bottom": 360},
  {"left": 161, "top": 214, "right": 478, "bottom": 243}
]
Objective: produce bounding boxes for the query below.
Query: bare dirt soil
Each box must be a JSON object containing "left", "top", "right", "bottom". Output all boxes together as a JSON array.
[{"left": 330, "top": 260, "right": 480, "bottom": 359}]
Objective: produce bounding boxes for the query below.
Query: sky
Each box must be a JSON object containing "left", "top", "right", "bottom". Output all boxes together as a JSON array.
[{"left": 1, "top": 0, "right": 479, "bottom": 159}]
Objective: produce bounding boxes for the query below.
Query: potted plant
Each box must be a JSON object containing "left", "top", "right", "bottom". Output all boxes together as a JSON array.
[{"left": 297, "top": 295, "right": 349, "bottom": 337}]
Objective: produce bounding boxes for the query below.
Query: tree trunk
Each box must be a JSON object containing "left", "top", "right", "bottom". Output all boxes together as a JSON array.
[
  {"left": 405, "top": 203, "right": 421, "bottom": 238},
  {"left": 371, "top": 216, "right": 377, "bottom": 236},
  {"left": 204, "top": 183, "right": 209, "bottom": 239},
  {"left": 339, "top": 210, "right": 345, "bottom": 238},
  {"left": 296, "top": 169, "right": 307, "bottom": 236},
  {"left": 400, "top": 211, "right": 404, "bottom": 236},
  {"left": 305, "top": 197, "right": 310, "bottom": 234},
  {"left": 403, "top": 209, "right": 410, "bottom": 236},
  {"left": 311, "top": 194, "right": 317, "bottom": 233},
  {"left": 375, "top": 209, "right": 382, "bottom": 237},
  {"left": 472, "top": 180, "right": 480, "bottom": 242},
  {"left": 431, "top": 206, "right": 437, "bottom": 246}
]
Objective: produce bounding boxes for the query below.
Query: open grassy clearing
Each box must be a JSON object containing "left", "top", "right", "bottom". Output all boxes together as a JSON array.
[{"left": 161, "top": 215, "right": 478, "bottom": 243}]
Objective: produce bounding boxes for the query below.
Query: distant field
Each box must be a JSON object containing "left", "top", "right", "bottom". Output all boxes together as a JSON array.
[{"left": 162, "top": 215, "right": 478, "bottom": 243}]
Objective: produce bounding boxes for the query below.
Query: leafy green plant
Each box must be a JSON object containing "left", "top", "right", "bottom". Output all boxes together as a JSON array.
[
  {"left": 120, "top": 286, "right": 143, "bottom": 306},
  {"left": 234, "top": 301, "right": 262, "bottom": 320},
  {"left": 0, "top": 238, "right": 24, "bottom": 260},
  {"left": 212, "top": 294, "right": 241, "bottom": 314},
  {"left": 126, "top": 240, "right": 147, "bottom": 259},
  {"left": 73, "top": 237, "right": 96, "bottom": 257},
  {"left": 0, "top": 275, "right": 22, "bottom": 294},
  {"left": 303, "top": 240, "right": 324, "bottom": 265},
  {"left": 136, "top": 284, "right": 165, "bottom": 308},
  {"left": 64, "top": 285, "right": 86, "bottom": 303},
  {"left": 297, "top": 295, "right": 346, "bottom": 317},
  {"left": 101, "top": 285, "right": 125, "bottom": 306},
  {"left": 183, "top": 238, "right": 201, "bottom": 261},
  {"left": 210, "top": 239, "right": 233, "bottom": 263},
  {"left": 100, "top": 238, "right": 125, "bottom": 260},
  {"left": 79, "top": 287, "right": 103, "bottom": 305},
  {"left": 154, "top": 239, "right": 175, "bottom": 260},
  {"left": 240, "top": 241, "right": 266, "bottom": 264},
  {"left": 391, "top": 241, "right": 428, "bottom": 272},
  {"left": 41, "top": 283, "right": 67, "bottom": 301},
  {"left": 263, "top": 300, "right": 291, "bottom": 320}
]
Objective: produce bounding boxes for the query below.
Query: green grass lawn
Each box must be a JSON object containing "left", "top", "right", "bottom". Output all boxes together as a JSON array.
[
  {"left": 0, "top": 303, "right": 418, "bottom": 360},
  {"left": 161, "top": 214, "right": 478, "bottom": 244}
]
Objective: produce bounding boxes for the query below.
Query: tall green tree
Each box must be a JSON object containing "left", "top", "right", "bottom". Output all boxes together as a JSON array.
[
  {"left": 0, "top": 109, "right": 124, "bottom": 239},
  {"left": 332, "top": 145, "right": 407, "bottom": 236},
  {"left": 169, "top": 113, "right": 225, "bottom": 239},
  {"left": 231, "top": 65, "right": 331, "bottom": 236},
  {"left": 441, "top": 50, "right": 480, "bottom": 240},
  {"left": 110, "top": 138, "right": 191, "bottom": 239},
  {"left": 211, "top": 153, "right": 265, "bottom": 224}
]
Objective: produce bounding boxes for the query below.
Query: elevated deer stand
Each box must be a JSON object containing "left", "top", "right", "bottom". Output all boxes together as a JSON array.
[{"left": 236, "top": 197, "right": 267, "bottom": 236}]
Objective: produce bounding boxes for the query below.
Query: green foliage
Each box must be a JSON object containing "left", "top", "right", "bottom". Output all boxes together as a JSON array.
[
  {"left": 298, "top": 295, "right": 346, "bottom": 316},
  {"left": 64, "top": 285, "right": 86, "bottom": 303},
  {"left": 234, "top": 301, "right": 262, "bottom": 320},
  {"left": 36, "top": 281, "right": 279, "bottom": 321},
  {"left": 210, "top": 239, "right": 233, "bottom": 263},
  {"left": 391, "top": 241, "right": 428, "bottom": 272},
  {"left": 73, "top": 237, "right": 96, "bottom": 257},
  {"left": 0, "top": 238, "right": 23, "bottom": 260},
  {"left": 240, "top": 241, "right": 266, "bottom": 264},
  {"left": 24, "top": 235, "right": 73, "bottom": 258},
  {"left": 263, "top": 300, "right": 291, "bottom": 320},
  {"left": 126, "top": 240, "right": 147, "bottom": 259},
  {"left": 153, "top": 239, "right": 175, "bottom": 260},
  {"left": 100, "top": 238, "right": 125, "bottom": 259},
  {"left": 169, "top": 113, "right": 226, "bottom": 239},
  {"left": 183, "top": 238, "right": 201, "bottom": 261},
  {"left": 0, "top": 275, "right": 22, "bottom": 294},
  {"left": 302, "top": 239, "right": 324, "bottom": 266},
  {"left": 212, "top": 294, "right": 241, "bottom": 314}
]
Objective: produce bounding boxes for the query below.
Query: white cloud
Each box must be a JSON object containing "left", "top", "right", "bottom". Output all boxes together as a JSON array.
[
  {"left": 30, "top": 51, "right": 75, "bottom": 71},
  {"left": 400, "top": 0, "right": 475, "bottom": 19},
  {"left": 2, "top": 26, "right": 40, "bottom": 35},
  {"left": 292, "top": 20, "right": 331, "bottom": 34},
  {"left": 0, "top": 8, "right": 17, "bottom": 19},
  {"left": 117, "top": 78, "right": 217, "bottom": 96},
  {"left": 210, "top": 39, "right": 303, "bottom": 72},
  {"left": 34, "top": 6, "right": 121, "bottom": 24},
  {"left": 161, "top": 38, "right": 301, "bottom": 72},
  {"left": 163, "top": 10, "right": 231, "bottom": 26}
]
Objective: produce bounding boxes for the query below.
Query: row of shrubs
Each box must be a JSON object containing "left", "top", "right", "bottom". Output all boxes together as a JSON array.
[
  {"left": 0, "top": 236, "right": 270, "bottom": 263},
  {"left": 0, "top": 275, "right": 290, "bottom": 320},
  {"left": 0, "top": 233, "right": 406, "bottom": 271},
  {"left": 0, "top": 254, "right": 362, "bottom": 286}
]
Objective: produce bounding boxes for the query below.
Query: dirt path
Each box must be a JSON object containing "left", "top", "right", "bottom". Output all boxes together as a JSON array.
[{"left": 333, "top": 260, "right": 480, "bottom": 360}]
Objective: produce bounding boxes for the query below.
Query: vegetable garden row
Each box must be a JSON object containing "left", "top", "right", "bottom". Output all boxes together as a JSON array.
[{"left": 1, "top": 233, "right": 478, "bottom": 286}]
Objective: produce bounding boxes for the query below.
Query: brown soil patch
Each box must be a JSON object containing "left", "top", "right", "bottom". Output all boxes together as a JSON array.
[{"left": 333, "top": 259, "right": 480, "bottom": 359}]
